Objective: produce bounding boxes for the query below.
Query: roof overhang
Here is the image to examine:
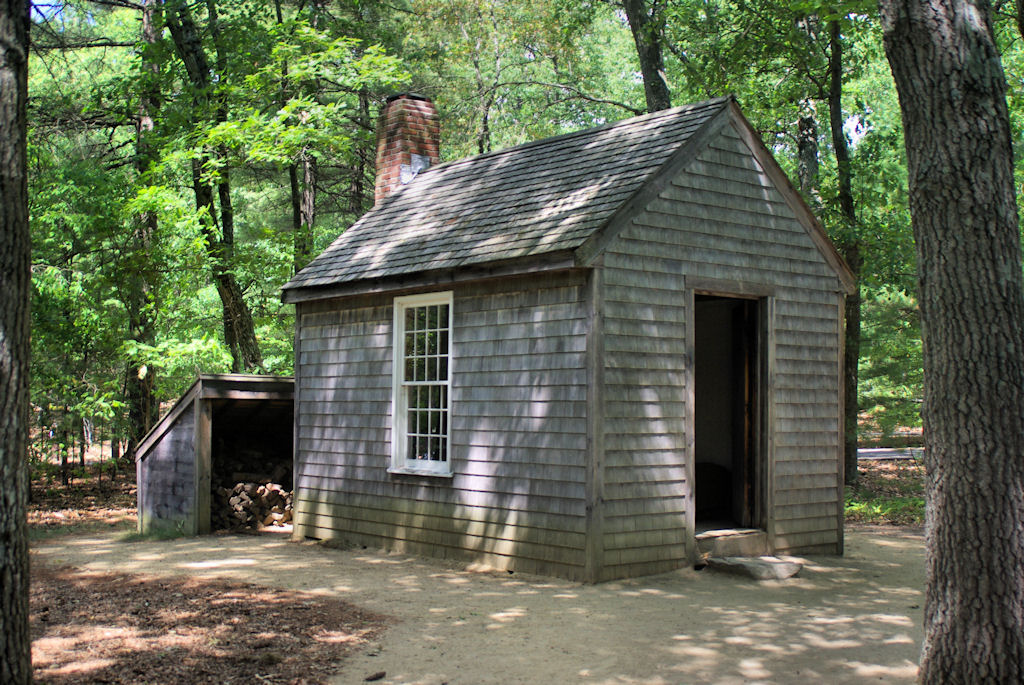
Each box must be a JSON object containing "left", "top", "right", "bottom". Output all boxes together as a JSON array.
[{"left": 281, "top": 250, "right": 581, "bottom": 304}]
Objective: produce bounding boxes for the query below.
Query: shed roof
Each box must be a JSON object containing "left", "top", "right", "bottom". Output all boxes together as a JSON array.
[
  {"left": 134, "top": 374, "right": 294, "bottom": 463},
  {"left": 282, "top": 96, "right": 854, "bottom": 300}
]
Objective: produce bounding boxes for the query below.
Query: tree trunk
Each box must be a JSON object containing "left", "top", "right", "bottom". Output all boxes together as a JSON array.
[
  {"left": 276, "top": 0, "right": 318, "bottom": 274},
  {"left": 0, "top": 1, "right": 32, "bottom": 681},
  {"left": 166, "top": 0, "right": 263, "bottom": 372},
  {"left": 126, "top": 0, "right": 161, "bottom": 457},
  {"left": 827, "top": 19, "right": 861, "bottom": 487},
  {"left": 796, "top": 108, "right": 821, "bottom": 203},
  {"left": 294, "top": 149, "right": 316, "bottom": 272},
  {"left": 348, "top": 89, "right": 372, "bottom": 217},
  {"left": 879, "top": 0, "right": 1024, "bottom": 680},
  {"left": 622, "top": 0, "right": 672, "bottom": 112},
  {"left": 189, "top": 157, "right": 263, "bottom": 372}
]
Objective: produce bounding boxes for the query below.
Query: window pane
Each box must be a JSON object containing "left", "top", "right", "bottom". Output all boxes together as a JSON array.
[{"left": 426, "top": 329, "right": 437, "bottom": 356}]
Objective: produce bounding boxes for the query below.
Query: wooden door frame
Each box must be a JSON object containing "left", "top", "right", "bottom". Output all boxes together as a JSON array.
[{"left": 685, "top": 278, "right": 776, "bottom": 560}]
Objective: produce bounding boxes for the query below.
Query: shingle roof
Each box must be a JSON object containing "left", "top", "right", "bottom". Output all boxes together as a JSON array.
[{"left": 282, "top": 96, "right": 732, "bottom": 294}]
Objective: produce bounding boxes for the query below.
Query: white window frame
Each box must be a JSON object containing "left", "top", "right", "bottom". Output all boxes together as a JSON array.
[{"left": 390, "top": 291, "right": 454, "bottom": 476}]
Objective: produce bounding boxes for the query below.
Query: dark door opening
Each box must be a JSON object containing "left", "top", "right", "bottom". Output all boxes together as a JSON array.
[{"left": 694, "top": 294, "right": 762, "bottom": 530}]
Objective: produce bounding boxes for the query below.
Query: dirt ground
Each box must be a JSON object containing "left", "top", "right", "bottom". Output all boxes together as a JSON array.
[
  {"left": 31, "top": 564, "right": 388, "bottom": 684},
  {"left": 32, "top": 523, "right": 925, "bottom": 685}
]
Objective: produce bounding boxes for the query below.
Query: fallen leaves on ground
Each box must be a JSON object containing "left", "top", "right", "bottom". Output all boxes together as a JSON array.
[
  {"left": 29, "top": 475, "right": 137, "bottom": 533},
  {"left": 31, "top": 564, "right": 390, "bottom": 685}
]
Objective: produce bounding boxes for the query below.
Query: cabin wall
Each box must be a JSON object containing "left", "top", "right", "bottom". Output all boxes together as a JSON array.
[
  {"left": 599, "top": 121, "right": 844, "bottom": 575},
  {"left": 293, "top": 271, "right": 592, "bottom": 579},
  {"left": 137, "top": 406, "right": 197, "bottom": 534}
]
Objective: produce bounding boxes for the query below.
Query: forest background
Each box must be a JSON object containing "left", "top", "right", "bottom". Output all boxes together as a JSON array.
[{"left": 28, "top": 0, "right": 1021, "bottom": 478}]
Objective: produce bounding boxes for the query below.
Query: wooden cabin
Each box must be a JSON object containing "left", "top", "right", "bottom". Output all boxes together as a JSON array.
[{"left": 281, "top": 94, "right": 855, "bottom": 581}]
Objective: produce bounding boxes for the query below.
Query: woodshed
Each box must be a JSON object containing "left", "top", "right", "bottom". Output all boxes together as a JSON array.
[
  {"left": 135, "top": 374, "right": 294, "bottom": 535},
  {"left": 281, "top": 94, "right": 856, "bottom": 581}
]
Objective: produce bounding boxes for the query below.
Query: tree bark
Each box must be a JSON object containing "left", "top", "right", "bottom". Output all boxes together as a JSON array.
[
  {"left": 879, "top": 0, "right": 1024, "bottom": 680},
  {"left": 348, "top": 89, "right": 372, "bottom": 217},
  {"left": 796, "top": 108, "right": 820, "bottom": 202},
  {"left": 275, "top": 0, "right": 317, "bottom": 274},
  {"left": 166, "top": 0, "right": 263, "bottom": 372},
  {"left": 126, "top": 0, "right": 161, "bottom": 457},
  {"left": 622, "top": 0, "right": 672, "bottom": 112},
  {"left": 0, "top": 1, "right": 32, "bottom": 681},
  {"left": 294, "top": 149, "right": 316, "bottom": 272},
  {"left": 827, "top": 19, "right": 861, "bottom": 488}
]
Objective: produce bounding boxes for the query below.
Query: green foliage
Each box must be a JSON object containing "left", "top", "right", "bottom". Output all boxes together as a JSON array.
[
  {"left": 845, "top": 492, "right": 925, "bottom": 525},
  {"left": 24, "top": 0, "right": 950, "bottom": 460},
  {"left": 859, "top": 287, "right": 923, "bottom": 439},
  {"left": 845, "top": 459, "right": 925, "bottom": 525}
]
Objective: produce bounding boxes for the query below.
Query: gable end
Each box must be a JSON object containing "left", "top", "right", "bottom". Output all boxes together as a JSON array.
[{"left": 576, "top": 100, "right": 855, "bottom": 295}]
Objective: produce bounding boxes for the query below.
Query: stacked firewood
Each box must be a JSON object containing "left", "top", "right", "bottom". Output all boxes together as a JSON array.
[{"left": 212, "top": 482, "right": 294, "bottom": 531}]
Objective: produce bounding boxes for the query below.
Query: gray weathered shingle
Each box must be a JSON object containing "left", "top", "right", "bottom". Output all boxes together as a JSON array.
[{"left": 282, "top": 97, "right": 731, "bottom": 294}]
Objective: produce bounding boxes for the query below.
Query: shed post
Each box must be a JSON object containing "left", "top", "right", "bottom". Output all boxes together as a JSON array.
[{"left": 194, "top": 395, "right": 212, "bottom": 535}]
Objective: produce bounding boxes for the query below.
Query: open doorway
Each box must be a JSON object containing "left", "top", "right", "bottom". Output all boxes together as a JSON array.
[{"left": 694, "top": 294, "right": 763, "bottom": 531}]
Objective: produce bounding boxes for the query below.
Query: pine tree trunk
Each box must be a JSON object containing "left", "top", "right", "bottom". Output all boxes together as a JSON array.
[
  {"left": 622, "top": 0, "right": 672, "bottom": 112},
  {"left": 296, "top": 150, "right": 316, "bottom": 271},
  {"left": 0, "top": 1, "right": 32, "bottom": 681},
  {"left": 349, "top": 90, "right": 371, "bottom": 217},
  {"left": 126, "top": 0, "right": 161, "bottom": 457},
  {"left": 827, "top": 20, "right": 861, "bottom": 487},
  {"left": 880, "top": 0, "right": 1024, "bottom": 680},
  {"left": 796, "top": 111, "right": 820, "bottom": 200}
]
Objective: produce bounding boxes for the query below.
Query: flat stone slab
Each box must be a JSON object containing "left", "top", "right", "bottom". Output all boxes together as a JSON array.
[{"left": 706, "top": 556, "right": 803, "bottom": 580}]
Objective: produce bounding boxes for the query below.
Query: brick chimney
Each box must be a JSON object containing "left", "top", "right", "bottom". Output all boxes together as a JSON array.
[{"left": 374, "top": 94, "right": 440, "bottom": 204}]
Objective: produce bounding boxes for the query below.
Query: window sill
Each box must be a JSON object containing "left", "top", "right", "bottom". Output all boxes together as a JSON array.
[{"left": 387, "top": 467, "right": 454, "bottom": 479}]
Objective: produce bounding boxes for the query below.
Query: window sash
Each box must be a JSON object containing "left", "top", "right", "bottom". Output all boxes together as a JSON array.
[{"left": 392, "top": 292, "right": 452, "bottom": 475}]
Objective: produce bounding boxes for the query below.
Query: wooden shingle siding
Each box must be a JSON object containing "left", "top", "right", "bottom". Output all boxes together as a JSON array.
[
  {"left": 293, "top": 272, "right": 592, "bottom": 579},
  {"left": 595, "top": 121, "right": 843, "bottom": 576},
  {"left": 599, "top": 252, "right": 689, "bottom": 580},
  {"left": 137, "top": 409, "right": 195, "bottom": 533}
]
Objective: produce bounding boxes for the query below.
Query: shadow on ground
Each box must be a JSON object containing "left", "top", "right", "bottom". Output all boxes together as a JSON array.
[{"left": 32, "top": 525, "right": 924, "bottom": 685}]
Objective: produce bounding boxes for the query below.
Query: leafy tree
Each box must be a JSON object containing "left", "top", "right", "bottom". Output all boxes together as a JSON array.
[
  {"left": 880, "top": 0, "right": 1024, "bottom": 678},
  {"left": 403, "top": 0, "right": 645, "bottom": 157}
]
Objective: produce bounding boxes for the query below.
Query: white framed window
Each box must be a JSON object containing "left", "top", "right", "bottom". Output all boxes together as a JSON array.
[{"left": 390, "top": 291, "right": 453, "bottom": 476}]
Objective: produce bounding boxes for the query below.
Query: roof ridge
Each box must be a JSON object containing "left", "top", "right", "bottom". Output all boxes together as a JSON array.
[
  {"left": 283, "top": 95, "right": 737, "bottom": 296},
  {"left": 417, "top": 95, "right": 733, "bottom": 178}
]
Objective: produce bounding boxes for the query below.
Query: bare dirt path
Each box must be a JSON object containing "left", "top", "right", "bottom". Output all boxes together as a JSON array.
[{"left": 32, "top": 525, "right": 924, "bottom": 684}]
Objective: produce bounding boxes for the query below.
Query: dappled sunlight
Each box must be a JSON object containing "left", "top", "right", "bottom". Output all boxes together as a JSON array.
[
  {"left": 181, "top": 557, "right": 257, "bottom": 569},
  {"left": 354, "top": 554, "right": 415, "bottom": 565},
  {"left": 487, "top": 605, "right": 528, "bottom": 627},
  {"left": 844, "top": 660, "right": 919, "bottom": 679},
  {"left": 32, "top": 528, "right": 925, "bottom": 684}
]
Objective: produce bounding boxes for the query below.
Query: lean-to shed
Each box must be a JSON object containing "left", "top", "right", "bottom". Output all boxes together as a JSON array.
[
  {"left": 135, "top": 374, "right": 294, "bottom": 535},
  {"left": 282, "top": 94, "right": 856, "bottom": 581}
]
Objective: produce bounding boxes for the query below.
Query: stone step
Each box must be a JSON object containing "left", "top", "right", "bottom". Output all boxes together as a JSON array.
[
  {"left": 695, "top": 528, "right": 768, "bottom": 558},
  {"left": 706, "top": 556, "right": 803, "bottom": 580}
]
